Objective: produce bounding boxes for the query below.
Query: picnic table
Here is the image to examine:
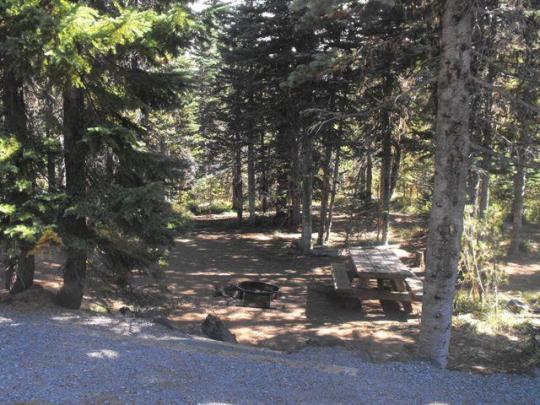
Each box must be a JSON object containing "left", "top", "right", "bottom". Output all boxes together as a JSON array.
[{"left": 332, "top": 246, "right": 423, "bottom": 313}]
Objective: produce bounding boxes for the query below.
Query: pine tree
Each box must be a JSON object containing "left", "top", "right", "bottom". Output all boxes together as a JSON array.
[
  {"left": 0, "top": 1, "right": 57, "bottom": 293},
  {"left": 28, "top": 0, "right": 201, "bottom": 308}
]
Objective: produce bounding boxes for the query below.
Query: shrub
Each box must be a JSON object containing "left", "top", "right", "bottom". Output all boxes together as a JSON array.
[
  {"left": 167, "top": 208, "right": 193, "bottom": 233},
  {"left": 458, "top": 205, "right": 506, "bottom": 305},
  {"left": 187, "top": 200, "right": 232, "bottom": 215}
]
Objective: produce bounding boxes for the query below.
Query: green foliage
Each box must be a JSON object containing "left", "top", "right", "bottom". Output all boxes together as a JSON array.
[
  {"left": 525, "top": 172, "right": 540, "bottom": 222},
  {"left": 49, "top": 0, "right": 199, "bottom": 280},
  {"left": 1, "top": 0, "right": 201, "bottom": 290},
  {"left": 187, "top": 200, "right": 232, "bottom": 215},
  {"left": 0, "top": 192, "right": 63, "bottom": 257},
  {"left": 392, "top": 196, "right": 431, "bottom": 216},
  {"left": 0, "top": 134, "right": 59, "bottom": 256},
  {"left": 84, "top": 183, "right": 176, "bottom": 282},
  {"left": 514, "top": 321, "right": 540, "bottom": 368},
  {"left": 458, "top": 206, "right": 507, "bottom": 305},
  {"left": 167, "top": 203, "right": 193, "bottom": 233},
  {"left": 42, "top": 1, "right": 198, "bottom": 87},
  {"left": 393, "top": 154, "right": 433, "bottom": 215},
  {"left": 0, "top": 137, "right": 21, "bottom": 163},
  {"left": 180, "top": 174, "right": 232, "bottom": 215},
  {"left": 520, "top": 291, "right": 540, "bottom": 307},
  {"left": 453, "top": 289, "right": 487, "bottom": 315}
]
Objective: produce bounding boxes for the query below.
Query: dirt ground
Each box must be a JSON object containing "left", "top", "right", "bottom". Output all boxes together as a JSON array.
[{"left": 1, "top": 213, "right": 539, "bottom": 373}]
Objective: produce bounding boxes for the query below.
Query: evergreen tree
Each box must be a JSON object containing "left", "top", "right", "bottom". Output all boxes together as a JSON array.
[{"left": 0, "top": 1, "right": 58, "bottom": 293}]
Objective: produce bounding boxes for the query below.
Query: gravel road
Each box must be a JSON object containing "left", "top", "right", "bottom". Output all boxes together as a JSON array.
[{"left": 0, "top": 307, "right": 538, "bottom": 405}]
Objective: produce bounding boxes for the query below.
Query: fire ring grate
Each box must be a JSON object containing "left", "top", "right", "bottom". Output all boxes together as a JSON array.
[{"left": 237, "top": 281, "right": 279, "bottom": 309}]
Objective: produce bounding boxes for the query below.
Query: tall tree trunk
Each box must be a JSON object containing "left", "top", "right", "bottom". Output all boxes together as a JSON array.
[
  {"left": 509, "top": 21, "right": 535, "bottom": 255},
  {"left": 380, "top": 78, "right": 393, "bottom": 245},
  {"left": 325, "top": 145, "right": 341, "bottom": 242},
  {"left": 467, "top": 170, "right": 480, "bottom": 206},
  {"left": 317, "top": 141, "right": 333, "bottom": 246},
  {"left": 232, "top": 134, "right": 243, "bottom": 225},
  {"left": 2, "top": 70, "right": 35, "bottom": 293},
  {"left": 477, "top": 170, "right": 490, "bottom": 219},
  {"left": 509, "top": 153, "right": 526, "bottom": 256},
  {"left": 300, "top": 132, "right": 313, "bottom": 252},
  {"left": 476, "top": 6, "right": 498, "bottom": 219},
  {"left": 47, "top": 154, "right": 56, "bottom": 192},
  {"left": 476, "top": 76, "right": 495, "bottom": 219},
  {"left": 346, "top": 162, "right": 364, "bottom": 244},
  {"left": 259, "top": 132, "right": 269, "bottom": 213},
  {"left": 365, "top": 153, "right": 373, "bottom": 207},
  {"left": 58, "top": 159, "right": 65, "bottom": 189},
  {"left": 274, "top": 126, "right": 289, "bottom": 213},
  {"left": 247, "top": 132, "right": 256, "bottom": 224},
  {"left": 45, "top": 83, "right": 56, "bottom": 192},
  {"left": 289, "top": 139, "right": 301, "bottom": 228},
  {"left": 359, "top": 158, "right": 366, "bottom": 200},
  {"left": 389, "top": 141, "right": 401, "bottom": 198},
  {"left": 232, "top": 165, "right": 239, "bottom": 211},
  {"left": 418, "top": 0, "right": 472, "bottom": 368},
  {"left": 57, "top": 85, "right": 88, "bottom": 308}
]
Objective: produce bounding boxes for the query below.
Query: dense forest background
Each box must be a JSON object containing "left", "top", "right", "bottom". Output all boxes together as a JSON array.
[{"left": 1, "top": 0, "right": 538, "bottom": 368}]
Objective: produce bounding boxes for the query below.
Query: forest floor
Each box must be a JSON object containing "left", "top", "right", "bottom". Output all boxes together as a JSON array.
[{"left": 1, "top": 210, "right": 539, "bottom": 374}]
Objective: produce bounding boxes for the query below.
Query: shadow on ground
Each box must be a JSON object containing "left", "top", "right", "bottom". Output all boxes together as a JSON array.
[{"left": 1, "top": 213, "right": 538, "bottom": 373}]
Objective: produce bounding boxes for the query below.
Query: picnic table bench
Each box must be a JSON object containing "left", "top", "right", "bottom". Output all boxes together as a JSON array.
[{"left": 331, "top": 246, "right": 423, "bottom": 313}]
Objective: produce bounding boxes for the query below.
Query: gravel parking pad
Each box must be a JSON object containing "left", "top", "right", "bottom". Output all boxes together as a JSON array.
[{"left": 0, "top": 308, "right": 538, "bottom": 405}]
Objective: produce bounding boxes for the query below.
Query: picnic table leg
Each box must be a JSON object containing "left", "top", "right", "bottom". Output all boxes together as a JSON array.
[
  {"left": 377, "top": 278, "right": 401, "bottom": 313},
  {"left": 392, "top": 279, "right": 413, "bottom": 314}
]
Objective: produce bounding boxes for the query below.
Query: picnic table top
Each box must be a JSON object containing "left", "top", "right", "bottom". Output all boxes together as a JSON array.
[{"left": 349, "top": 246, "right": 415, "bottom": 280}]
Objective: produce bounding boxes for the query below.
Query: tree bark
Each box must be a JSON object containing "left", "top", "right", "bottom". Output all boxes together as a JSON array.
[
  {"left": 359, "top": 158, "right": 366, "bottom": 200},
  {"left": 475, "top": 5, "right": 498, "bottom": 219},
  {"left": 317, "top": 141, "right": 333, "bottom": 246},
  {"left": 289, "top": 138, "right": 302, "bottom": 228},
  {"left": 325, "top": 145, "right": 341, "bottom": 243},
  {"left": 274, "top": 126, "right": 289, "bottom": 214},
  {"left": 232, "top": 165, "right": 239, "bottom": 211},
  {"left": 2, "top": 69, "right": 35, "bottom": 293},
  {"left": 232, "top": 134, "right": 243, "bottom": 225},
  {"left": 56, "top": 85, "right": 88, "bottom": 309},
  {"left": 45, "top": 83, "right": 56, "bottom": 192},
  {"left": 259, "top": 132, "right": 269, "bottom": 213},
  {"left": 389, "top": 141, "right": 401, "bottom": 198},
  {"left": 47, "top": 153, "right": 56, "bottom": 192},
  {"left": 380, "top": 77, "right": 393, "bottom": 245},
  {"left": 467, "top": 169, "right": 480, "bottom": 206},
  {"left": 247, "top": 132, "right": 256, "bottom": 223},
  {"left": 300, "top": 132, "right": 313, "bottom": 252},
  {"left": 509, "top": 152, "right": 526, "bottom": 256},
  {"left": 476, "top": 68, "right": 496, "bottom": 219},
  {"left": 365, "top": 154, "right": 373, "bottom": 207},
  {"left": 508, "top": 20, "right": 536, "bottom": 255},
  {"left": 477, "top": 170, "right": 490, "bottom": 219},
  {"left": 418, "top": 0, "right": 473, "bottom": 369}
]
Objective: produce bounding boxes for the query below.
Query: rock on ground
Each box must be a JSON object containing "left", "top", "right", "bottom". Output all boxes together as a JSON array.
[{"left": 201, "top": 313, "right": 238, "bottom": 343}]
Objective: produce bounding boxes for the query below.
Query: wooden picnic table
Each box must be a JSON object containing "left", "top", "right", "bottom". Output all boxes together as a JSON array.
[{"left": 332, "top": 246, "right": 423, "bottom": 313}]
